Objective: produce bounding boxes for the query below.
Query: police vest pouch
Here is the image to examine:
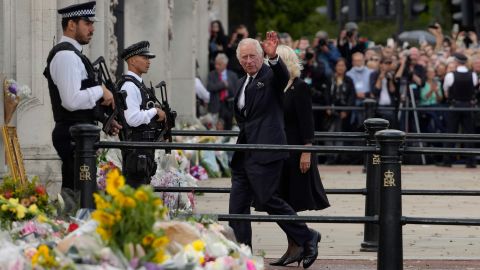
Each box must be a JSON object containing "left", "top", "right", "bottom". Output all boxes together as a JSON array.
[{"left": 125, "top": 150, "right": 157, "bottom": 178}]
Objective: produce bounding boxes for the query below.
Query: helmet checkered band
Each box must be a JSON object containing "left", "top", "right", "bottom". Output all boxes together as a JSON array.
[
  {"left": 123, "top": 48, "right": 148, "bottom": 60},
  {"left": 61, "top": 6, "right": 95, "bottom": 19}
]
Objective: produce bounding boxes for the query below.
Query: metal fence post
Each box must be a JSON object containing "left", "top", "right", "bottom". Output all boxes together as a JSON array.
[
  {"left": 376, "top": 129, "right": 405, "bottom": 270},
  {"left": 361, "top": 118, "right": 389, "bottom": 252},
  {"left": 364, "top": 98, "right": 377, "bottom": 120},
  {"left": 70, "top": 124, "right": 100, "bottom": 209}
]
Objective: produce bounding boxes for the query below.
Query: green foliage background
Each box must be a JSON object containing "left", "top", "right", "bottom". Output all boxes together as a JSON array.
[{"left": 254, "top": 0, "right": 453, "bottom": 45}]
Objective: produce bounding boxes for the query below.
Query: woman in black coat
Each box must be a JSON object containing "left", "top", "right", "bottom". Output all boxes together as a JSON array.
[{"left": 270, "top": 45, "right": 330, "bottom": 267}]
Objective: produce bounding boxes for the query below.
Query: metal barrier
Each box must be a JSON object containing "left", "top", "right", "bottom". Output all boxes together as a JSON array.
[{"left": 71, "top": 123, "right": 480, "bottom": 270}]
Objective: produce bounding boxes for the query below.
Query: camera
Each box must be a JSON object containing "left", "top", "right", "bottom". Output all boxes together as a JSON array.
[
  {"left": 317, "top": 38, "right": 327, "bottom": 48},
  {"left": 346, "top": 30, "right": 354, "bottom": 38}
]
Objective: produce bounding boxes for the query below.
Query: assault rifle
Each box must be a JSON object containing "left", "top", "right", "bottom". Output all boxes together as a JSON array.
[
  {"left": 91, "top": 56, "right": 128, "bottom": 140},
  {"left": 155, "top": 81, "right": 177, "bottom": 145},
  {"left": 144, "top": 81, "right": 177, "bottom": 152}
]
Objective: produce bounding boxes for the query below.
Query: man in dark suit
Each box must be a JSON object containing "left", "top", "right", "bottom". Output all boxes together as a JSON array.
[
  {"left": 206, "top": 53, "right": 238, "bottom": 130},
  {"left": 229, "top": 31, "right": 320, "bottom": 268}
]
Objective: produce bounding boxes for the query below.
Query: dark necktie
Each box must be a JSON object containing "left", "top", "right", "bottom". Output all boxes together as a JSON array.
[{"left": 241, "top": 76, "right": 253, "bottom": 116}]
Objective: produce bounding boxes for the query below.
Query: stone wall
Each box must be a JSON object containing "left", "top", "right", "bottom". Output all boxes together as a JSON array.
[{"left": 0, "top": 0, "right": 226, "bottom": 187}]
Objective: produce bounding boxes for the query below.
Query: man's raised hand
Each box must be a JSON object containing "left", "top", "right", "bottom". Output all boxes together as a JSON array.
[{"left": 262, "top": 31, "right": 279, "bottom": 59}]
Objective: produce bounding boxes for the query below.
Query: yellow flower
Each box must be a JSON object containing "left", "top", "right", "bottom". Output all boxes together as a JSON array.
[
  {"left": 37, "top": 214, "right": 49, "bottom": 223},
  {"left": 124, "top": 197, "right": 136, "bottom": 208},
  {"left": 192, "top": 239, "right": 205, "bottom": 252},
  {"left": 8, "top": 198, "right": 19, "bottom": 206},
  {"left": 152, "top": 236, "right": 169, "bottom": 248},
  {"left": 93, "top": 193, "right": 110, "bottom": 210},
  {"left": 28, "top": 204, "right": 38, "bottom": 215},
  {"left": 92, "top": 210, "right": 116, "bottom": 226},
  {"left": 16, "top": 204, "right": 27, "bottom": 219},
  {"left": 199, "top": 256, "right": 205, "bottom": 265},
  {"left": 1, "top": 204, "right": 8, "bottom": 211},
  {"left": 31, "top": 245, "right": 57, "bottom": 267},
  {"left": 134, "top": 190, "right": 149, "bottom": 202},
  {"left": 113, "top": 210, "right": 122, "bottom": 221},
  {"left": 96, "top": 226, "right": 112, "bottom": 241},
  {"left": 152, "top": 249, "right": 169, "bottom": 264},
  {"left": 142, "top": 234, "right": 155, "bottom": 246},
  {"left": 153, "top": 198, "right": 163, "bottom": 206},
  {"left": 105, "top": 169, "right": 125, "bottom": 196}
]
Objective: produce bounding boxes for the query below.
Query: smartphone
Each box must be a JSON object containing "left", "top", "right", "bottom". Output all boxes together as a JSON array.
[{"left": 452, "top": 24, "right": 459, "bottom": 33}]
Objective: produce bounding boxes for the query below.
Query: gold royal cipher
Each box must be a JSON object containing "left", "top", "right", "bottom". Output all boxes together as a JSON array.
[
  {"left": 79, "top": 164, "right": 92, "bottom": 181},
  {"left": 383, "top": 170, "right": 395, "bottom": 187},
  {"left": 372, "top": 154, "right": 381, "bottom": 165}
]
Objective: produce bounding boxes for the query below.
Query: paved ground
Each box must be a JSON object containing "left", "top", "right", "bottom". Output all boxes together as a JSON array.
[{"left": 194, "top": 165, "right": 480, "bottom": 269}]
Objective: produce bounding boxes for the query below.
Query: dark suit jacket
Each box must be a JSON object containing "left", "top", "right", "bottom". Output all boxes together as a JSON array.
[
  {"left": 206, "top": 69, "right": 239, "bottom": 113},
  {"left": 231, "top": 58, "right": 290, "bottom": 168}
]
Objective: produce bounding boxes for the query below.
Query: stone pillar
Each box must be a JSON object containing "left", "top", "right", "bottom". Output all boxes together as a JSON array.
[
  {"left": 195, "top": 0, "right": 209, "bottom": 84},
  {"left": 123, "top": 0, "right": 169, "bottom": 87},
  {"left": 209, "top": 0, "right": 229, "bottom": 33},
  {"left": 170, "top": 0, "right": 197, "bottom": 119},
  {"left": 4, "top": 0, "right": 60, "bottom": 184}
]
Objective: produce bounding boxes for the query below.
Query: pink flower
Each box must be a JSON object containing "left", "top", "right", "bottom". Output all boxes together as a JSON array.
[
  {"left": 21, "top": 221, "right": 38, "bottom": 236},
  {"left": 246, "top": 259, "right": 256, "bottom": 270}
]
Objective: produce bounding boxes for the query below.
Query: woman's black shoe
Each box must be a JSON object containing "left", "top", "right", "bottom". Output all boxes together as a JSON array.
[
  {"left": 282, "top": 246, "right": 304, "bottom": 267},
  {"left": 302, "top": 230, "right": 321, "bottom": 269},
  {"left": 269, "top": 253, "right": 288, "bottom": 266}
]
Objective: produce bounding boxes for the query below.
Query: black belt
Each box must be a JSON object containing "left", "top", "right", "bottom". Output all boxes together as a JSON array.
[{"left": 131, "top": 130, "right": 156, "bottom": 141}]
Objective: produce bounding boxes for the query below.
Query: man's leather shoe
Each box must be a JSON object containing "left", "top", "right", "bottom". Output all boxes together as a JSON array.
[{"left": 302, "top": 229, "right": 321, "bottom": 269}]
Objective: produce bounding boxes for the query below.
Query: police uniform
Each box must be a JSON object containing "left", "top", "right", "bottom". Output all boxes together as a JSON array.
[
  {"left": 118, "top": 41, "right": 160, "bottom": 187},
  {"left": 44, "top": 1, "right": 103, "bottom": 191},
  {"left": 443, "top": 53, "right": 478, "bottom": 167}
]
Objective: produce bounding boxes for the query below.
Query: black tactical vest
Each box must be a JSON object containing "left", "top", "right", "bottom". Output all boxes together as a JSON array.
[
  {"left": 450, "top": 71, "right": 475, "bottom": 102},
  {"left": 116, "top": 74, "right": 158, "bottom": 132},
  {"left": 44, "top": 42, "right": 99, "bottom": 123}
]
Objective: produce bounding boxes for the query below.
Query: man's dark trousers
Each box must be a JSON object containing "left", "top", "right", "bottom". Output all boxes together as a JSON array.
[{"left": 229, "top": 153, "right": 311, "bottom": 247}]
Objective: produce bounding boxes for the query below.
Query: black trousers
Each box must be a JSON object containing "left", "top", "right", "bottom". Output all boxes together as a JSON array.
[
  {"left": 229, "top": 157, "right": 312, "bottom": 248},
  {"left": 121, "top": 148, "right": 156, "bottom": 188},
  {"left": 445, "top": 102, "right": 476, "bottom": 166},
  {"left": 52, "top": 122, "right": 76, "bottom": 190}
]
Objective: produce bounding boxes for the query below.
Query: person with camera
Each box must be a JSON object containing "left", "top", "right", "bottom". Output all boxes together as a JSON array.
[
  {"left": 118, "top": 41, "right": 166, "bottom": 187},
  {"left": 395, "top": 47, "right": 426, "bottom": 132},
  {"left": 314, "top": 31, "right": 341, "bottom": 78},
  {"left": 370, "top": 56, "right": 399, "bottom": 128},
  {"left": 226, "top": 24, "right": 249, "bottom": 78},
  {"left": 44, "top": 1, "right": 121, "bottom": 195},
  {"left": 442, "top": 53, "right": 478, "bottom": 168},
  {"left": 206, "top": 53, "right": 239, "bottom": 130},
  {"left": 337, "top": 22, "right": 367, "bottom": 69}
]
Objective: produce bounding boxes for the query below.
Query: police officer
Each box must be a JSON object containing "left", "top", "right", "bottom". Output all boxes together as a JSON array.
[
  {"left": 44, "top": 1, "right": 120, "bottom": 192},
  {"left": 118, "top": 41, "right": 166, "bottom": 187},
  {"left": 443, "top": 53, "right": 479, "bottom": 168}
]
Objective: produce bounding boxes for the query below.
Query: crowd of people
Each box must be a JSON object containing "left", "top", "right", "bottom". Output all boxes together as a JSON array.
[{"left": 199, "top": 20, "right": 480, "bottom": 166}]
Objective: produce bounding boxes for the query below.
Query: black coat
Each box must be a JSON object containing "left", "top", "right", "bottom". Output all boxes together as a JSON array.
[
  {"left": 280, "top": 78, "right": 330, "bottom": 211},
  {"left": 231, "top": 59, "right": 290, "bottom": 167},
  {"left": 206, "top": 69, "right": 238, "bottom": 113}
]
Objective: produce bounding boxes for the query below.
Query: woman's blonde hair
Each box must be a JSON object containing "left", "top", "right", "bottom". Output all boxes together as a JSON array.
[{"left": 276, "top": 44, "right": 302, "bottom": 79}]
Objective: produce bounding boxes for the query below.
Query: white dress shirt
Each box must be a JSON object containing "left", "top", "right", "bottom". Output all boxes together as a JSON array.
[
  {"left": 443, "top": 66, "right": 478, "bottom": 95},
  {"left": 121, "top": 71, "right": 158, "bottom": 127},
  {"left": 195, "top": 77, "right": 210, "bottom": 103},
  {"left": 49, "top": 36, "right": 103, "bottom": 111}
]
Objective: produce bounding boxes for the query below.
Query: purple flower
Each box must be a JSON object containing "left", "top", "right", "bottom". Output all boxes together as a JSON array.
[
  {"left": 8, "top": 83, "right": 17, "bottom": 95},
  {"left": 144, "top": 262, "right": 164, "bottom": 270}
]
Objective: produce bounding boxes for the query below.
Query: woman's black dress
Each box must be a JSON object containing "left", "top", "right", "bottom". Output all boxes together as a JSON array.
[{"left": 280, "top": 77, "right": 330, "bottom": 212}]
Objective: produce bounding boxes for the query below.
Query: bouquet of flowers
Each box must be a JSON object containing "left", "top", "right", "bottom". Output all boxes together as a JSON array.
[
  {"left": 0, "top": 176, "right": 55, "bottom": 229},
  {"left": 92, "top": 168, "right": 171, "bottom": 265},
  {"left": 3, "top": 78, "right": 32, "bottom": 125}
]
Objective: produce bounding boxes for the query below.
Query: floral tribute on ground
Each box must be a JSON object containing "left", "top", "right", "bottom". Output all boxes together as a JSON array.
[{"left": 0, "top": 169, "right": 264, "bottom": 269}]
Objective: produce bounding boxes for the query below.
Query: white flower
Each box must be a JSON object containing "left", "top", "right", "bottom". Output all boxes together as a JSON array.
[
  {"left": 18, "top": 85, "right": 32, "bottom": 99},
  {"left": 206, "top": 242, "right": 229, "bottom": 258}
]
